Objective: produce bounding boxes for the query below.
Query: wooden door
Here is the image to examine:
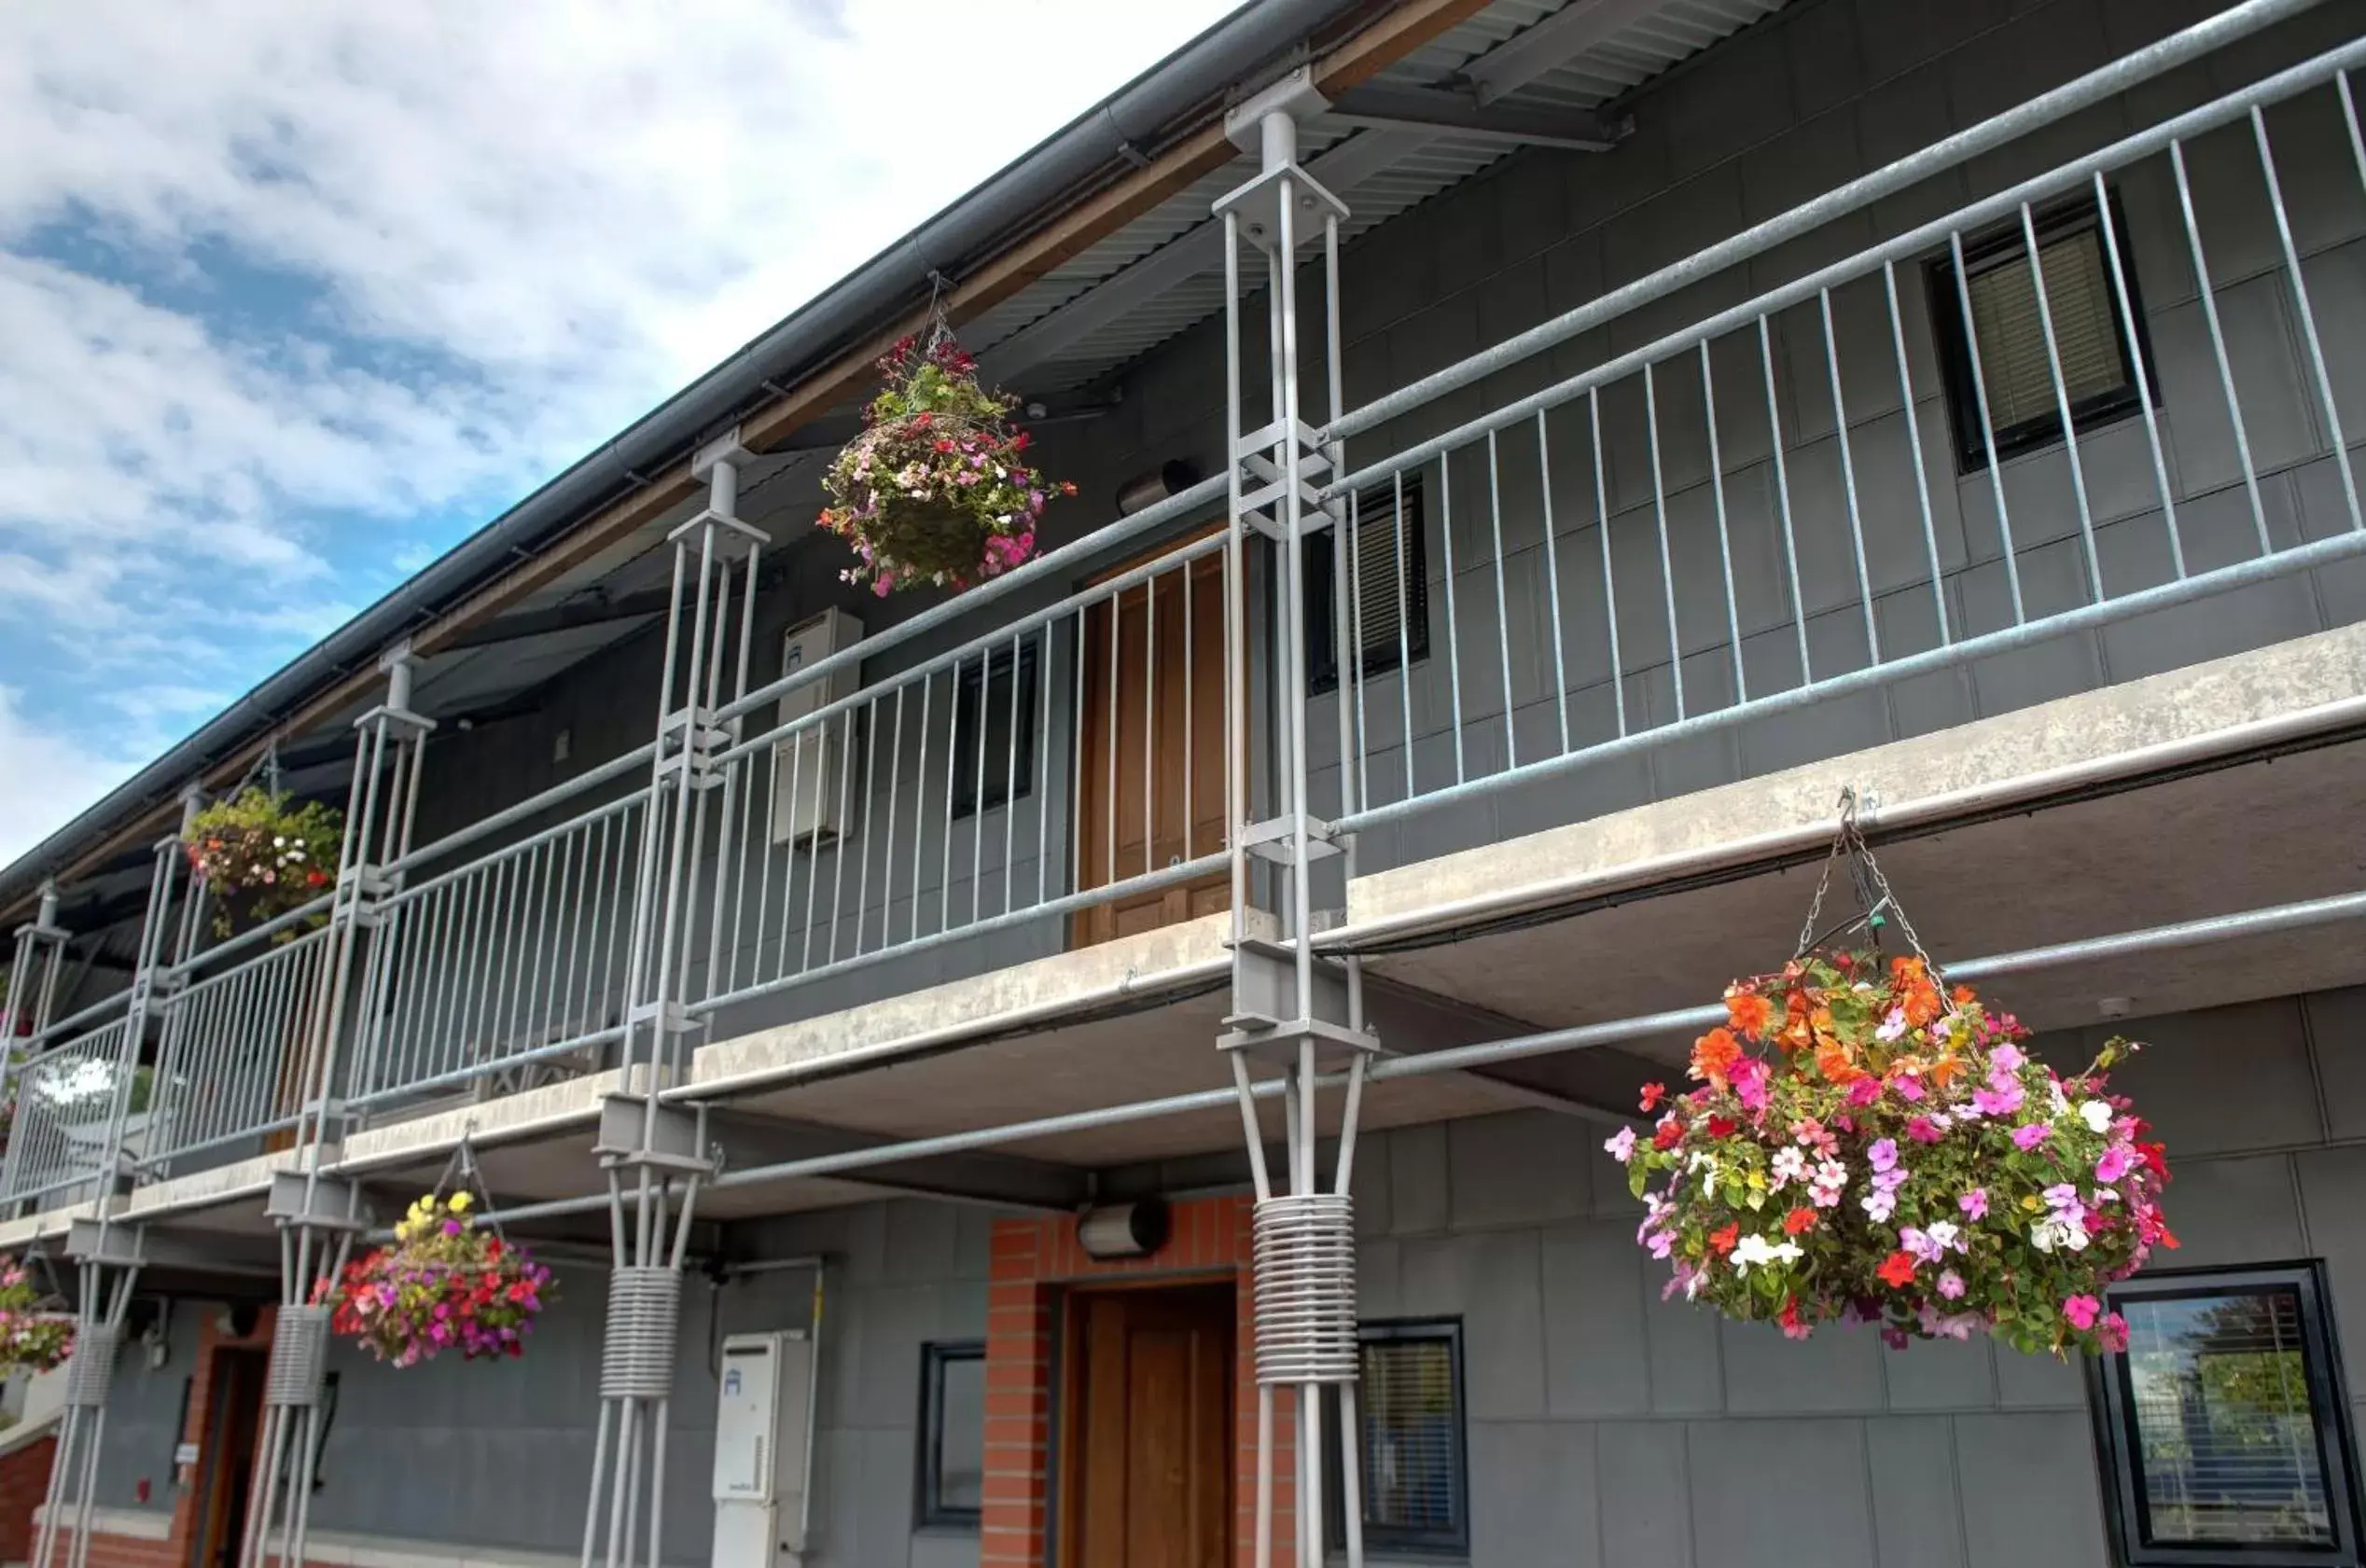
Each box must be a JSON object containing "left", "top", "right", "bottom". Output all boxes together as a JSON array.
[
  {"left": 190, "top": 1348, "right": 266, "bottom": 1568},
  {"left": 1062, "top": 1284, "right": 1234, "bottom": 1568},
  {"left": 1073, "top": 536, "right": 1229, "bottom": 946}
]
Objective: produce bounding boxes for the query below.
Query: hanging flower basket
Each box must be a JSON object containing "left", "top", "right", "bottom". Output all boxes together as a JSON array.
[
  {"left": 1607, "top": 808, "right": 2176, "bottom": 1357},
  {"left": 323, "top": 1191, "right": 554, "bottom": 1367},
  {"left": 182, "top": 788, "right": 342, "bottom": 940},
  {"left": 818, "top": 332, "right": 1075, "bottom": 597},
  {"left": 0, "top": 1257, "right": 74, "bottom": 1377}
]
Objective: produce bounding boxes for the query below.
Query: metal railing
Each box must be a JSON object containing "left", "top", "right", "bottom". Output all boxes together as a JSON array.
[
  {"left": 0, "top": 1016, "right": 136, "bottom": 1207},
  {"left": 143, "top": 902, "right": 337, "bottom": 1172},
  {"left": 689, "top": 500, "right": 1232, "bottom": 1020},
  {"left": 1321, "top": 31, "right": 2366, "bottom": 836},
  {"left": 348, "top": 784, "right": 650, "bottom": 1110}
]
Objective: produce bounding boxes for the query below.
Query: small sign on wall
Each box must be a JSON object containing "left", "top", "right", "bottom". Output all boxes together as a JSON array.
[{"left": 173, "top": 1442, "right": 198, "bottom": 1468}]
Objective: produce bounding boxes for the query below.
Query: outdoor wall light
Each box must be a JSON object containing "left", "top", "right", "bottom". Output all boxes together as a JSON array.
[
  {"left": 1116, "top": 460, "right": 1199, "bottom": 518},
  {"left": 1076, "top": 1200, "right": 1171, "bottom": 1262}
]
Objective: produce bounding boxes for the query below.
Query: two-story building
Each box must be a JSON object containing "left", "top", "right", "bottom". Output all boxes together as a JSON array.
[{"left": 6, "top": 1, "right": 2366, "bottom": 1564}]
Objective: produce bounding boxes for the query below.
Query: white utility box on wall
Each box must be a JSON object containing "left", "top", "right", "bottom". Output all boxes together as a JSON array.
[
  {"left": 713, "top": 1329, "right": 814, "bottom": 1568},
  {"left": 770, "top": 609, "right": 864, "bottom": 845}
]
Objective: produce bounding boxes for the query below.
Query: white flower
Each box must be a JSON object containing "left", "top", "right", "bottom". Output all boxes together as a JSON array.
[
  {"left": 2030, "top": 1215, "right": 2091, "bottom": 1254},
  {"left": 2079, "top": 1100, "right": 2113, "bottom": 1133},
  {"left": 1923, "top": 1220, "right": 1962, "bottom": 1253},
  {"left": 272, "top": 836, "right": 286, "bottom": 848},
  {"left": 1730, "top": 1234, "right": 1802, "bottom": 1276},
  {"left": 1769, "top": 1146, "right": 1807, "bottom": 1189}
]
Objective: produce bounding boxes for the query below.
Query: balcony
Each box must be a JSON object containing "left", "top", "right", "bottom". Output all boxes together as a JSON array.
[{"left": 4, "top": 0, "right": 2364, "bottom": 1256}]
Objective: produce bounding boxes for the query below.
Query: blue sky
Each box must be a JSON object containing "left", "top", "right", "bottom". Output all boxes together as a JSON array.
[{"left": 0, "top": 0, "right": 1238, "bottom": 863}]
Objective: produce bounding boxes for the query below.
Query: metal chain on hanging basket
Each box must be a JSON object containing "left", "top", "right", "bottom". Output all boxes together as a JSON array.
[{"left": 1791, "top": 789, "right": 1953, "bottom": 1008}]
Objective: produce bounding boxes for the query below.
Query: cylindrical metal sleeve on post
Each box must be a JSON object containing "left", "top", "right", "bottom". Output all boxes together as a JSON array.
[
  {"left": 63, "top": 1325, "right": 118, "bottom": 1409},
  {"left": 265, "top": 1306, "right": 332, "bottom": 1408},
  {"left": 1252, "top": 1194, "right": 1358, "bottom": 1386},
  {"left": 599, "top": 1267, "right": 682, "bottom": 1400}
]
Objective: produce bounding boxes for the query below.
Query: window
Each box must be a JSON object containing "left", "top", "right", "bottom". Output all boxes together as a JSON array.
[
  {"left": 950, "top": 642, "right": 1038, "bottom": 818},
  {"left": 1306, "top": 476, "right": 1430, "bottom": 695},
  {"left": 1927, "top": 189, "right": 2152, "bottom": 473},
  {"left": 1327, "top": 1320, "right": 1468, "bottom": 1556},
  {"left": 2088, "top": 1263, "right": 2365, "bottom": 1567},
  {"left": 917, "top": 1341, "right": 985, "bottom": 1528}
]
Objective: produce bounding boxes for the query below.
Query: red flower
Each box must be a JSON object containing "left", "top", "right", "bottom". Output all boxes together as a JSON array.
[
  {"left": 1782, "top": 1206, "right": 1816, "bottom": 1237},
  {"left": 1876, "top": 1251, "right": 1918, "bottom": 1289},
  {"left": 1638, "top": 1082, "right": 1666, "bottom": 1113},
  {"left": 1708, "top": 1223, "right": 1740, "bottom": 1257},
  {"left": 2137, "top": 1142, "right": 2169, "bottom": 1178},
  {"left": 1705, "top": 1116, "right": 1738, "bottom": 1139},
  {"left": 1650, "top": 1117, "right": 1684, "bottom": 1151}
]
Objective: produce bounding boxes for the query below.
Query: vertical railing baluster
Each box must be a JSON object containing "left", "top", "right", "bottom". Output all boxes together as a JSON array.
[
  {"left": 884, "top": 685, "right": 906, "bottom": 946},
  {"left": 2252, "top": 104, "right": 2361, "bottom": 533},
  {"left": 1756, "top": 315, "right": 1813, "bottom": 685},
  {"left": 1819, "top": 286, "right": 1882, "bottom": 664},
  {"left": 1589, "top": 387, "right": 1626, "bottom": 736},
  {"left": 2090, "top": 177, "right": 2183, "bottom": 576},
  {"left": 1882, "top": 261, "right": 1952, "bottom": 645},
  {"left": 1700, "top": 340, "right": 1748, "bottom": 701},
  {"left": 1484, "top": 428, "right": 1518, "bottom": 768},
  {"left": 2171, "top": 139, "right": 2273, "bottom": 558},
  {"left": 1392, "top": 470, "right": 1416, "bottom": 798},
  {"left": 1535, "top": 410, "right": 1572, "bottom": 754},
  {"left": 1644, "top": 361, "right": 1686, "bottom": 719},
  {"left": 1948, "top": 233, "right": 2029, "bottom": 617},
  {"left": 1437, "top": 452, "right": 1467, "bottom": 783},
  {"left": 2019, "top": 201, "right": 2107, "bottom": 601}
]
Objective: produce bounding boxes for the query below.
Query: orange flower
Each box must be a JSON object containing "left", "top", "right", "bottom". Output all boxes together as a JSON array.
[
  {"left": 1814, "top": 1037, "right": 1867, "bottom": 1086},
  {"left": 1690, "top": 1028, "right": 1743, "bottom": 1089},
  {"left": 1951, "top": 985, "right": 1976, "bottom": 1006},
  {"left": 1876, "top": 1251, "right": 1918, "bottom": 1289},
  {"left": 1891, "top": 955, "right": 1943, "bottom": 1027},
  {"left": 1725, "top": 986, "right": 1774, "bottom": 1040}
]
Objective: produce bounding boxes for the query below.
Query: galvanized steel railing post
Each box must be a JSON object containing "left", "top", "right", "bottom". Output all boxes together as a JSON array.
[
  {"left": 579, "top": 434, "right": 765, "bottom": 1568},
  {"left": 1216, "top": 75, "right": 1376, "bottom": 1568}
]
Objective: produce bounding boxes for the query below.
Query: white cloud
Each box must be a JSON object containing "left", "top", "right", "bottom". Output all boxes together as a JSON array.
[
  {"left": 0, "top": 0, "right": 1240, "bottom": 862},
  {"left": 0, "top": 687, "right": 143, "bottom": 867}
]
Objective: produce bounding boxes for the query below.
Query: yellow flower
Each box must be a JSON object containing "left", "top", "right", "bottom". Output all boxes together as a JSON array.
[
  {"left": 2021, "top": 1195, "right": 2042, "bottom": 1213},
  {"left": 449, "top": 1192, "right": 472, "bottom": 1213}
]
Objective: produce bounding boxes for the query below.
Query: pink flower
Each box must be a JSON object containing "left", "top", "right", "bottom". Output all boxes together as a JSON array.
[
  {"left": 1868, "top": 1138, "right": 1899, "bottom": 1173},
  {"left": 1905, "top": 1115, "right": 1944, "bottom": 1145},
  {"left": 1891, "top": 1074, "right": 1926, "bottom": 1103},
  {"left": 1937, "top": 1270, "right": 1967, "bottom": 1300},
  {"left": 2011, "top": 1122, "right": 2052, "bottom": 1152},
  {"left": 2095, "top": 1146, "right": 2134, "bottom": 1184},
  {"left": 1846, "top": 1076, "right": 1882, "bottom": 1107},
  {"left": 1604, "top": 1127, "right": 1637, "bottom": 1164},
  {"left": 2062, "top": 1294, "right": 2102, "bottom": 1331},
  {"left": 1973, "top": 1080, "right": 2025, "bottom": 1117},
  {"left": 1958, "top": 1188, "right": 1988, "bottom": 1221},
  {"left": 2098, "top": 1311, "right": 2130, "bottom": 1354},
  {"left": 1990, "top": 1044, "right": 2025, "bottom": 1072}
]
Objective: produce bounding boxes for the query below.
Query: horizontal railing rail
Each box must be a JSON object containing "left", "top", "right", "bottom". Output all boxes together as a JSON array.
[{"left": 1321, "top": 35, "right": 2366, "bottom": 836}]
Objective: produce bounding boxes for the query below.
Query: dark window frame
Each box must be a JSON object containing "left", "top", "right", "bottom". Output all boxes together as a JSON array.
[
  {"left": 1306, "top": 475, "right": 1432, "bottom": 697},
  {"left": 1325, "top": 1317, "right": 1470, "bottom": 1558},
  {"left": 1926, "top": 186, "right": 2157, "bottom": 475},
  {"left": 950, "top": 641, "right": 1040, "bottom": 820},
  {"left": 2085, "top": 1261, "right": 2366, "bottom": 1568},
  {"left": 916, "top": 1339, "right": 986, "bottom": 1531}
]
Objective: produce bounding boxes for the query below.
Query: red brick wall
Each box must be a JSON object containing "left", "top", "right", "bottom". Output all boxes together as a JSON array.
[
  {"left": 984, "top": 1197, "right": 1296, "bottom": 1568},
  {"left": 0, "top": 1429, "right": 58, "bottom": 1562}
]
